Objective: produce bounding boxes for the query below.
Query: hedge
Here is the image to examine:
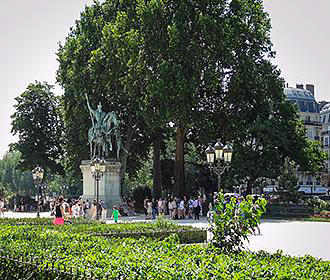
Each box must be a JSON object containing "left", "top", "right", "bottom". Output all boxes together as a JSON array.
[
  {"left": 0, "top": 224, "right": 329, "bottom": 279},
  {"left": 92, "top": 229, "right": 206, "bottom": 244},
  {"left": 0, "top": 217, "right": 206, "bottom": 243}
]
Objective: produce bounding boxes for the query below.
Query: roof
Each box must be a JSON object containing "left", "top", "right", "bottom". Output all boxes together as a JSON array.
[
  {"left": 321, "top": 103, "right": 330, "bottom": 114},
  {"left": 284, "top": 87, "right": 315, "bottom": 101}
]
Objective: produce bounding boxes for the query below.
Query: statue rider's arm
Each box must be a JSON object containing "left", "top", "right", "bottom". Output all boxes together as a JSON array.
[{"left": 85, "top": 93, "right": 93, "bottom": 112}]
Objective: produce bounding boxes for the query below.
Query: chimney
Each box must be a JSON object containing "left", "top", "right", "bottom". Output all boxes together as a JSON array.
[
  {"left": 296, "top": 84, "right": 304, "bottom": 89},
  {"left": 306, "top": 84, "right": 315, "bottom": 96}
]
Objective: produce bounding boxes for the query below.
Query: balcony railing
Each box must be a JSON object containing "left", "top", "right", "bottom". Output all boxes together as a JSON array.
[
  {"left": 321, "top": 131, "right": 330, "bottom": 136},
  {"left": 303, "top": 120, "right": 323, "bottom": 126}
]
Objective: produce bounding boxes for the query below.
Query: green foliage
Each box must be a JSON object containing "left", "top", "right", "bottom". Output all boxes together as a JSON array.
[
  {"left": 0, "top": 151, "right": 34, "bottom": 197},
  {"left": 300, "top": 140, "right": 327, "bottom": 173},
  {"left": 211, "top": 193, "right": 267, "bottom": 253},
  {"left": 0, "top": 222, "right": 329, "bottom": 279},
  {"left": 306, "top": 197, "right": 330, "bottom": 214},
  {"left": 57, "top": 0, "right": 152, "bottom": 179},
  {"left": 277, "top": 157, "right": 300, "bottom": 203},
  {"left": 57, "top": 0, "right": 293, "bottom": 198},
  {"left": 123, "top": 155, "right": 153, "bottom": 195},
  {"left": 10, "top": 82, "right": 64, "bottom": 174}
]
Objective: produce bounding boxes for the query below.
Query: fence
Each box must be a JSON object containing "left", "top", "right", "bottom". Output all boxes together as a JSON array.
[
  {"left": 0, "top": 252, "right": 111, "bottom": 280},
  {"left": 264, "top": 204, "right": 314, "bottom": 217}
]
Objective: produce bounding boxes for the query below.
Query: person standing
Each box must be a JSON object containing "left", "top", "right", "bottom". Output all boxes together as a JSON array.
[
  {"left": 193, "top": 198, "right": 201, "bottom": 220},
  {"left": 111, "top": 206, "right": 120, "bottom": 223},
  {"left": 0, "top": 198, "right": 5, "bottom": 218},
  {"left": 72, "top": 201, "right": 80, "bottom": 218},
  {"left": 143, "top": 197, "right": 149, "bottom": 218},
  {"left": 158, "top": 198, "right": 164, "bottom": 215},
  {"left": 100, "top": 200, "right": 107, "bottom": 223},
  {"left": 178, "top": 199, "right": 185, "bottom": 219},
  {"left": 188, "top": 198, "right": 194, "bottom": 219},
  {"left": 152, "top": 198, "right": 157, "bottom": 219},
  {"left": 90, "top": 200, "right": 97, "bottom": 220},
  {"left": 171, "top": 199, "right": 178, "bottom": 219},
  {"left": 147, "top": 199, "right": 152, "bottom": 220},
  {"left": 53, "top": 196, "right": 65, "bottom": 225},
  {"left": 168, "top": 198, "right": 173, "bottom": 218}
]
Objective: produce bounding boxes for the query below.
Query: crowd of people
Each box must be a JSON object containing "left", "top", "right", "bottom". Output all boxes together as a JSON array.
[
  {"left": 50, "top": 196, "right": 111, "bottom": 224},
  {"left": 143, "top": 195, "right": 208, "bottom": 220}
]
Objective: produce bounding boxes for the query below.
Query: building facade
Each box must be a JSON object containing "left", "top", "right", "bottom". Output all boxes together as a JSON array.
[
  {"left": 320, "top": 103, "right": 330, "bottom": 187},
  {"left": 284, "top": 84, "right": 325, "bottom": 193}
]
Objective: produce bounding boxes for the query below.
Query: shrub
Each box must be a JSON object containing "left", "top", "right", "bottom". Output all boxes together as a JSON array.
[
  {"left": 0, "top": 225, "right": 328, "bottom": 279},
  {"left": 210, "top": 193, "right": 267, "bottom": 253}
]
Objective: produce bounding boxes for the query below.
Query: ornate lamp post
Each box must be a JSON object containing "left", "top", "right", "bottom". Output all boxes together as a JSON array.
[
  {"left": 32, "top": 166, "right": 44, "bottom": 218},
  {"left": 205, "top": 140, "right": 233, "bottom": 191},
  {"left": 61, "top": 185, "right": 69, "bottom": 197},
  {"left": 90, "top": 157, "right": 106, "bottom": 220}
]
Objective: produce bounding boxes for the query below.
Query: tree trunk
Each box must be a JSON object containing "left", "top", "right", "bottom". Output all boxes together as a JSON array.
[
  {"left": 174, "top": 126, "right": 186, "bottom": 198},
  {"left": 152, "top": 133, "right": 162, "bottom": 199},
  {"left": 120, "top": 115, "right": 133, "bottom": 182},
  {"left": 246, "top": 177, "right": 256, "bottom": 195}
]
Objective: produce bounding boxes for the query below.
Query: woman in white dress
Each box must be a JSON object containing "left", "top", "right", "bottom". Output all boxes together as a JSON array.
[
  {"left": 147, "top": 200, "right": 152, "bottom": 220},
  {"left": 0, "top": 198, "right": 5, "bottom": 218}
]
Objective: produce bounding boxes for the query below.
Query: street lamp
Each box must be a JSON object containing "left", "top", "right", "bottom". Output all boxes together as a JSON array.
[
  {"left": 61, "top": 185, "right": 69, "bottom": 197},
  {"left": 90, "top": 157, "right": 106, "bottom": 220},
  {"left": 205, "top": 140, "right": 233, "bottom": 191},
  {"left": 32, "top": 165, "right": 44, "bottom": 218}
]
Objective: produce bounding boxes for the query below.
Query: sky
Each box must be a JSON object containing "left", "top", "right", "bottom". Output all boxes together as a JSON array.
[{"left": 0, "top": 0, "right": 329, "bottom": 158}]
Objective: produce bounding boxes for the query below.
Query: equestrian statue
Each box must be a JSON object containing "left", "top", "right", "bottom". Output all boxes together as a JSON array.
[{"left": 85, "top": 94, "right": 122, "bottom": 159}]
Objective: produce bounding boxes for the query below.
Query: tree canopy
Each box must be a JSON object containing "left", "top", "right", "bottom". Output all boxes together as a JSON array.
[
  {"left": 56, "top": 0, "right": 325, "bottom": 197},
  {"left": 11, "top": 82, "right": 64, "bottom": 174}
]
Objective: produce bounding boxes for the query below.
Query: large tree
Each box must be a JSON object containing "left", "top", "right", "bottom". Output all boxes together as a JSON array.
[
  {"left": 11, "top": 82, "right": 64, "bottom": 174},
  {"left": 57, "top": 0, "right": 152, "bottom": 182},
  {"left": 58, "top": 0, "right": 313, "bottom": 198},
  {"left": 0, "top": 151, "right": 34, "bottom": 196}
]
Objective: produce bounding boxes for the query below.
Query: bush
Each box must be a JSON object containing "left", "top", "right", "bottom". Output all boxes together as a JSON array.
[
  {"left": 210, "top": 193, "right": 267, "bottom": 253},
  {"left": 306, "top": 197, "right": 330, "bottom": 213},
  {"left": 0, "top": 225, "right": 328, "bottom": 279}
]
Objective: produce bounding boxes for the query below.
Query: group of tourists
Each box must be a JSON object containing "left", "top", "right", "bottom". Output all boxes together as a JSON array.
[
  {"left": 143, "top": 195, "right": 207, "bottom": 220},
  {"left": 50, "top": 196, "right": 119, "bottom": 224}
]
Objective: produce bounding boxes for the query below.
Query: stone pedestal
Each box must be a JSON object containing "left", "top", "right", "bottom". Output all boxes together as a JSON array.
[{"left": 80, "top": 160, "right": 123, "bottom": 217}]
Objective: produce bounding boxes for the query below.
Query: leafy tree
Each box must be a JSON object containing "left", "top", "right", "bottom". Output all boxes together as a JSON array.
[
  {"left": 211, "top": 192, "right": 267, "bottom": 253},
  {"left": 277, "top": 157, "right": 299, "bottom": 203},
  {"left": 57, "top": 0, "right": 315, "bottom": 200},
  {"left": 11, "top": 82, "right": 64, "bottom": 174},
  {"left": 0, "top": 151, "right": 34, "bottom": 197},
  {"left": 57, "top": 0, "right": 152, "bottom": 181}
]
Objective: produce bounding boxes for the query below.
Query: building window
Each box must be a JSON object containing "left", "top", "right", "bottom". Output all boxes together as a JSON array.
[
  {"left": 306, "top": 175, "right": 313, "bottom": 185},
  {"left": 325, "top": 137, "right": 329, "bottom": 147}
]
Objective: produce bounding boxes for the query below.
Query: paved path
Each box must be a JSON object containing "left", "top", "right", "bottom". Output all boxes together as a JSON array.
[
  {"left": 3, "top": 211, "right": 330, "bottom": 260},
  {"left": 245, "top": 219, "right": 330, "bottom": 261}
]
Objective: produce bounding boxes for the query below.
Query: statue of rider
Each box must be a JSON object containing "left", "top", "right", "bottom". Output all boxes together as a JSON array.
[{"left": 85, "top": 94, "right": 112, "bottom": 158}]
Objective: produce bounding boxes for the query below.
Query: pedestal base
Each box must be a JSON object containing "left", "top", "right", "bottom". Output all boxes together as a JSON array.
[{"left": 80, "top": 160, "right": 124, "bottom": 217}]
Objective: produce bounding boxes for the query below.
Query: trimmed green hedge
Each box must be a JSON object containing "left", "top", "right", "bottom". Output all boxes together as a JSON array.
[
  {"left": 0, "top": 224, "right": 329, "bottom": 279},
  {"left": 92, "top": 229, "right": 206, "bottom": 244},
  {"left": 0, "top": 217, "right": 95, "bottom": 225}
]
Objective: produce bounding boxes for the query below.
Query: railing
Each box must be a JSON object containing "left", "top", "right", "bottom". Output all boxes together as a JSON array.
[
  {"left": 265, "top": 204, "right": 314, "bottom": 217},
  {"left": 0, "top": 252, "right": 107, "bottom": 279},
  {"left": 321, "top": 131, "right": 330, "bottom": 136},
  {"left": 303, "top": 120, "right": 322, "bottom": 126}
]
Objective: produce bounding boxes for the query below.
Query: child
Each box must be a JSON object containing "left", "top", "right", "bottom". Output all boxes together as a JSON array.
[{"left": 111, "top": 206, "right": 120, "bottom": 223}]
